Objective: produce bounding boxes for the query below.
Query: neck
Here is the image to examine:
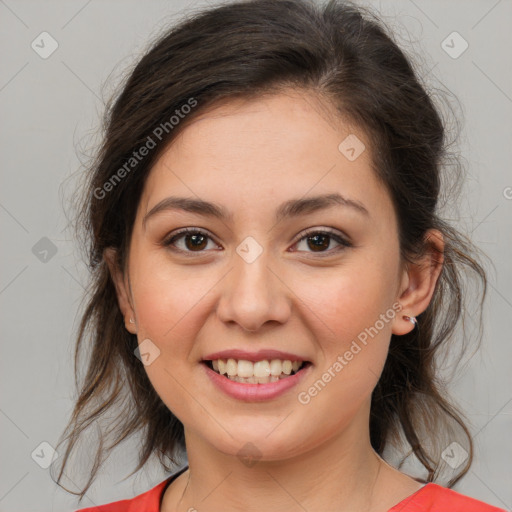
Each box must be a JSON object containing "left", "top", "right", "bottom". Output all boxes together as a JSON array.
[{"left": 168, "top": 418, "right": 391, "bottom": 512}]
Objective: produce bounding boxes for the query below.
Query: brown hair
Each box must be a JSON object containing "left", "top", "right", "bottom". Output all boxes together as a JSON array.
[{"left": 52, "top": 0, "right": 489, "bottom": 500}]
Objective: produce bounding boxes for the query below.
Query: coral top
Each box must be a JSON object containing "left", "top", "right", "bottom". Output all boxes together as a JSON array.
[{"left": 75, "top": 465, "right": 507, "bottom": 512}]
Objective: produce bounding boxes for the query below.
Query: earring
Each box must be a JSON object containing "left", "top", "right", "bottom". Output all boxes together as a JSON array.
[
  {"left": 129, "top": 317, "right": 135, "bottom": 324},
  {"left": 403, "top": 315, "right": 417, "bottom": 327}
]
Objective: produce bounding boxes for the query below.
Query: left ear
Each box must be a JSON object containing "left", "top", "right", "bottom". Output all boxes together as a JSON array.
[{"left": 392, "top": 229, "right": 444, "bottom": 335}]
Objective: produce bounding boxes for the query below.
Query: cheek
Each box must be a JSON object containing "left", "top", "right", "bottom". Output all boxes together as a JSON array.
[
  {"left": 129, "top": 255, "right": 222, "bottom": 369},
  {"left": 128, "top": 260, "right": 212, "bottom": 417},
  {"left": 288, "top": 258, "right": 397, "bottom": 398},
  {"left": 131, "top": 248, "right": 199, "bottom": 327},
  {"left": 292, "top": 258, "right": 397, "bottom": 343}
]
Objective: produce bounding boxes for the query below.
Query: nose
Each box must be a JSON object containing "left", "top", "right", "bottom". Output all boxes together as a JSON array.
[{"left": 216, "top": 249, "right": 291, "bottom": 333}]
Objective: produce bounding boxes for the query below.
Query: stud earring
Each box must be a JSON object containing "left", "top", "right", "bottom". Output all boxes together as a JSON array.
[
  {"left": 403, "top": 315, "right": 417, "bottom": 327},
  {"left": 129, "top": 317, "right": 135, "bottom": 324}
]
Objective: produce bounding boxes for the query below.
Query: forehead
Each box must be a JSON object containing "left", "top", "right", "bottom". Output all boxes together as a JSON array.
[
  {"left": 139, "top": 90, "right": 393, "bottom": 224},
  {"left": 160, "top": 90, "right": 351, "bottom": 168}
]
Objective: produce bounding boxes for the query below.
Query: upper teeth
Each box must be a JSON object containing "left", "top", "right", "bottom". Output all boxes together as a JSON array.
[{"left": 211, "top": 359, "right": 303, "bottom": 378}]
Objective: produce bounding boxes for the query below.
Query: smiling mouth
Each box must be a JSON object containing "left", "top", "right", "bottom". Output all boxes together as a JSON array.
[{"left": 202, "top": 359, "right": 312, "bottom": 384}]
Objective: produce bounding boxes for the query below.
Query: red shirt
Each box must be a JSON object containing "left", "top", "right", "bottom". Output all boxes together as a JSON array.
[{"left": 75, "top": 466, "right": 507, "bottom": 512}]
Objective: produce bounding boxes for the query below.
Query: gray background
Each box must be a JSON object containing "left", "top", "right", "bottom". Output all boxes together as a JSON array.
[{"left": 0, "top": 0, "right": 511, "bottom": 510}]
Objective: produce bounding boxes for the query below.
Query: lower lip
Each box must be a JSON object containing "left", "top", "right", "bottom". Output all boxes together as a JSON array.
[{"left": 202, "top": 362, "right": 312, "bottom": 402}]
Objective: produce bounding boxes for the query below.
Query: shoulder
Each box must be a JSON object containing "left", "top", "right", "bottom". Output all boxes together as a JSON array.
[
  {"left": 391, "top": 482, "right": 508, "bottom": 512},
  {"left": 73, "top": 477, "right": 171, "bottom": 512}
]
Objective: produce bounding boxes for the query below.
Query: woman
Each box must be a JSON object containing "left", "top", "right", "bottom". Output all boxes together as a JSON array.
[{"left": 52, "top": 0, "right": 506, "bottom": 510}]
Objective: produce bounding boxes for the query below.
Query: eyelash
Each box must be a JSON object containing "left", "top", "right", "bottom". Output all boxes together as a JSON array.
[{"left": 162, "top": 227, "right": 352, "bottom": 257}]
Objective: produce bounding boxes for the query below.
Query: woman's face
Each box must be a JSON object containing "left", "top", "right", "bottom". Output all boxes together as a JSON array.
[{"left": 110, "top": 90, "right": 420, "bottom": 460}]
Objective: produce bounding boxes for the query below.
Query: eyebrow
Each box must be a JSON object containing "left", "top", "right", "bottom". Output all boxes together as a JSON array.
[{"left": 143, "top": 192, "right": 370, "bottom": 228}]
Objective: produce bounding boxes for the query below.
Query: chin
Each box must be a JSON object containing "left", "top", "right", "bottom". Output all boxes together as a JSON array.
[{"left": 207, "top": 427, "right": 304, "bottom": 463}]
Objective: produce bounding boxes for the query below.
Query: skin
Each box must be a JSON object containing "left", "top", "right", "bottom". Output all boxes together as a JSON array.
[{"left": 105, "top": 89, "right": 444, "bottom": 512}]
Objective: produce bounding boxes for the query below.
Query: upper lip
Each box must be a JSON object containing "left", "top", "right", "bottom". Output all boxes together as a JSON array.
[{"left": 202, "top": 349, "right": 309, "bottom": 363}]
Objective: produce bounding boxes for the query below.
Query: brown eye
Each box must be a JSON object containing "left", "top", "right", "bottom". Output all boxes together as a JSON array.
[
  {"left": 164, "top": 228, "right": 219, "bottom": 253},
  {"left": 305, "top": 233, "right": 330, "bottom": 252},
  {"left": 182, "top": 232, "right": 208, "bottom": 251},
  {"left": 292, "top": 229, "right": 352, "bottom": 255}
]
